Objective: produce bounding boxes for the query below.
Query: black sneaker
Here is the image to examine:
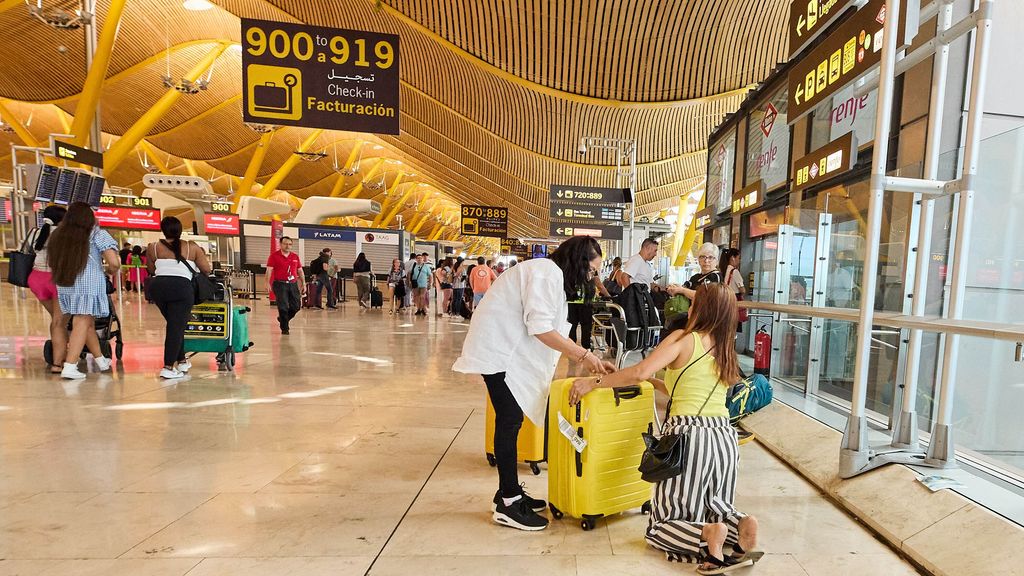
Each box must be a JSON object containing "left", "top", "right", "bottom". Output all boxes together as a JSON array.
[
  {"left": 492, "top": 488, "right": 546, "bottom": 513},
  {"left": 493, "top": 496, "right": 548, "bottom": 531}
]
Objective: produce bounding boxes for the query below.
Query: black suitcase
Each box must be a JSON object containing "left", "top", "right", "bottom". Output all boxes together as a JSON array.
[{"left": 370, "top": 287, "right": 383, "bottom": 309}]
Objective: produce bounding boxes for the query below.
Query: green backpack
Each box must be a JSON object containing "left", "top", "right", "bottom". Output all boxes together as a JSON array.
[{"left": 664, "top": 294, "right": 690, "bottom": 319}]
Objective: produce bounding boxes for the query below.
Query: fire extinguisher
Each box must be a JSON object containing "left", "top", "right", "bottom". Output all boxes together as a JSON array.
[{"left": 754, "top": 324, "right": 771, "bottom": 376}]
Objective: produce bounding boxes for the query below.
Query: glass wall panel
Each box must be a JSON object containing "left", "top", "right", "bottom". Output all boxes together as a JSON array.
[{"left": 707, "top": 127, "right": 738, "bottom": 215}]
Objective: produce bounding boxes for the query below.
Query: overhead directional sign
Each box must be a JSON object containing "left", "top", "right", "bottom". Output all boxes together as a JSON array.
[
  {"left": 460, "top": 204, "right": 508, "bottom": 238},
  {"left": 53, "top": 140, "right": 104, "bottom": 169},
  {"left": 242, "top": 18, "right": 400, "bottom": 135},
  {"left": 792, "top": 132, "right": 858, "bottom": 192},
  {"left": 788, "top": 0, "right": 858, "bottom": 59},
  {"left": 549, "top": 201, "right": 624, "bottom": 222},
  {"left": 788, "top": 0, "right": 919, "bottom": 122},
  {"left": 550, "top": 222, "right": 624, "bottom": 241},
  {"left": 549, "top": 184, "right": 631, "bottom": 205}
]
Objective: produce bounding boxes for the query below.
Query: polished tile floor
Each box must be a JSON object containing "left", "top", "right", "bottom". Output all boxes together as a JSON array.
[{"left": 0, "top": 288, "right": 922, "bottom": 575}]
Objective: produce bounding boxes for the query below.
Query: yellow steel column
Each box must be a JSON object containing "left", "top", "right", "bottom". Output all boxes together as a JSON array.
[
  {"left": 0, "top": 100, "right": 39, "bottom": 147},
  {"left": 426, "top": 222, "right": 443, "bottom": 241},
  {"left": 371, "top": 173, "right": 406, "bottom": 227},
  {"left": 343, "top": 158, "right": 386, "bottom": 198},
  {"left": 406, "top": 199, "right": 435, "bottom": 232},
  {"left": 674, "top": 193, "right": 704, "bottom": 267},
  {"left": 138, "top": 140, "right": 171, "bottom": 174},
  {"left": 411, "top": 203, "right": 441, "bottom": 235},
  {"left": 183, "top": 158, "right": 198, "bottom": 177},
  {"left": 257, "top": 129, "right": 323, "bottom": 199},
  {"left": 671, "top": 195, "right": 688, "bottom": 264},
  {"left": 235, "top": 130, "right": 275, "bottom": 205},
  {"left": 69, "top": 0, "right": 127, "bottom": 148},
  {"left": 379, "top": 184, "right": 423, "bottom": 228},
  {"left": 104, "top": 43, "right": 228, "bottom": 171},
  {"left": 56, "top": 107, "right": 72, "bottom": 133}
]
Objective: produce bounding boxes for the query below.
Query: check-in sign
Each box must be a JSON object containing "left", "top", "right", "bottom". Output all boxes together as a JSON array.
[
  {"left": 242, "top": 19, "right": 400, "bottom": 135},
  {"left": 461, "top": 204, "right": 508, "bottom": 238}
]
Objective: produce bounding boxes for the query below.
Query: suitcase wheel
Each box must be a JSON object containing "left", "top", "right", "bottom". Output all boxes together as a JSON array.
[
  {"left": 43, "top": 340, "right": 53, "bottom": 366},
  {"left": 581, "top": 516, "right": 599, "bottom": 531},
  {"left": 641, "top": 501, "right": 652, "bottom": 515},
  {"left": 529, "top": 462, "right": 541, "bottom": 476},
  {"left": 115, "top": 340, "right": 124, "bottom": 360},
  {"left": 486, "top": 453, "right": 496, "bottom": 467},
  {"left": 549, "top": 503, "right": 563, "bottom": 520}
]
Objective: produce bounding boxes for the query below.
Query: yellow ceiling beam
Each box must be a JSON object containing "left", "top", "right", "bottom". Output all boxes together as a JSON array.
[
  {"left": 426, "top": 222, "right": 443, "bottom": 241},
  {"left": 235, "top": 129, "right": 275, "bottom": 205},
  {"left": 340, "top": 158, "right": 385, "bottom": 198},
  {"left": 257, "top": 128, "right": 323, "bottom": 199},
  {"left": 0, "top": 99, "right": 40, "bottom": 147},
  {"left": 371, "top": 173, "right": 406, "bottom": 227},
  {"left": 379, "top": 183, "right": 423, "bottom": 229},
  {"left": 69, "top": 0, "right": 127, "bottom": 148},
  {"left": 146, "top": 94, "right": 242, "bottom": 138},
  {"left": 104, "top": 42, "right": 229, "bottom": 172},
  {"left": 138, "top": 140, "right": 171, "bottom": 174},
  {"left": 182, "top": 158, "right": 198, "bottom": 177},
  {"left": 0, "top": 0, "right": 24, "bottom": 14},
  {"left": 406, "top": 199, "right": 435, "bottom": 231},
  {"left": 411, "top": 202, "right": 443, "bottom": 235},
  {"left": 56, "top": 107, "right": 72, "bottom": 133},
  {"left": 673, "top": 192, "right": 704, "bottom": 267}
]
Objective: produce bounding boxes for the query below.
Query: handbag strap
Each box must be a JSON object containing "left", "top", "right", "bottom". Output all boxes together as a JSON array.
[{"left": 661, "top": 332, "right": 715, "bottom": 432}]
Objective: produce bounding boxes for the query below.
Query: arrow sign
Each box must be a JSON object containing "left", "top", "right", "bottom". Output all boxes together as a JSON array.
[
  {"left": 788, "top": 0, "right": 857, "bottom": 60},
  {"left": 557, "top": 209, "right": 563, "bottom": 216},
  {"left": 797, "top": 14, "right": 805, "bottom": 35},
  {"left": 795, "top": 84, "right": 804, "bottom": 105}
]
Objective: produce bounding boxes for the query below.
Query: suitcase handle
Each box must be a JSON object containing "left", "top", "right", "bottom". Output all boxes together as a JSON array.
[{"left": 613, "top": 385, "right": 642, "bottom": 405}]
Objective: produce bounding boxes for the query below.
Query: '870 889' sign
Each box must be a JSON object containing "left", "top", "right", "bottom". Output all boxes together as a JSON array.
[{"left": 460, "top": 205, "right": 508, "bottom": 239}]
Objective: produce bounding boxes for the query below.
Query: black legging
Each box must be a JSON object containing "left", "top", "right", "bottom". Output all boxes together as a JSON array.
[
  {"left": 483, "top": 372, "right": 525, "bottom": 498},
  {"left": 568, "top": 302, "right": 594, "bottom": 349},
  {"left": 149, "top": 276, "right": 194, "bottom": 367}
]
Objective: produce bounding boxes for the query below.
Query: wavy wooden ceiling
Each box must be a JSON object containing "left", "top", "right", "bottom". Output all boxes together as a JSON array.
[{"left": 0, "top": 0, "right": 789, "bottom": 239}]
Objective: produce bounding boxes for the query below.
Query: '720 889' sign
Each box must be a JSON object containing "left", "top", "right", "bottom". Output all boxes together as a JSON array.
[{"left": 460, "top": 205, "right": 507, "bottom": 239}]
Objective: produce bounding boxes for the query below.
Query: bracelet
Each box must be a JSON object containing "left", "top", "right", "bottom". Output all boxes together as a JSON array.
[{"left": 577, "top": 349, "right": 589, "bottom": 363}]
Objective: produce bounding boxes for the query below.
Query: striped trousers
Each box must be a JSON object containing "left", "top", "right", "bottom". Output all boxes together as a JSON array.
[{"left": 645, "top": 415, "right": 746, "bottom": 563}]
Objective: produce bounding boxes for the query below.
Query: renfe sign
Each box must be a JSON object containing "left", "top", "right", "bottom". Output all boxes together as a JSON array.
[
  {"left": 95, "top": 206, "right": 161, "bottom": 231},
  {"left": 204, "top": 213, "right": 240, "bottom": 235}
]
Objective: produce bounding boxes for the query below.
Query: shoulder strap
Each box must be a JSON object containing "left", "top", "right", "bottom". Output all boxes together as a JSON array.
[
  {"left": 161, "top": 239, "right": 199, "bottom": 276},
  {"left": 661, "top": 332, "right": 715, "bottom": 431}
]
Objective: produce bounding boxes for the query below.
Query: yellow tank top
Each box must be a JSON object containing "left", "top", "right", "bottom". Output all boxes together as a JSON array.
[{"left": 664, "top": 332, "right": 729, "bottom": 418}]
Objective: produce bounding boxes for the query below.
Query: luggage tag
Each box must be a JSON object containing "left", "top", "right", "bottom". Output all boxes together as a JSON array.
[{"left": 557, "top": 412, "right": 587, "bottom": 453}]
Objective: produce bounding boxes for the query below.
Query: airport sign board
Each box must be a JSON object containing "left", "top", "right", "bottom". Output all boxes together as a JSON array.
[
  {"left": 693, "top": 206, "right": 715, "bottom": 229},
  {"left": 549, "top": 201, "right": 624, "bottom": 222},
  {"left": 788, "top": 0, "right": 919, "bottom": 122},
  {"left": 792, "top": 132, "right": 858, "bottom": 193},
  {"left": 53, "top": 140, "right": 104, "bottom": 169},
  {"left": 242, "top": 18, "right": 400, "bottom": 134},
  {"left": 549, "top": 184, "right": 631, "bottom": 205},
  {"left": 460, "top": 204, "right": 508, "bottom": 238},
  {"left": 549, "top": 222, "right": 624, "bottom": 241},
  {"left": 731, "top": 180, "right": 766, "bottom": 215},
  {"left": 788, "top": 0, "right": 858, "bottom": 59}
]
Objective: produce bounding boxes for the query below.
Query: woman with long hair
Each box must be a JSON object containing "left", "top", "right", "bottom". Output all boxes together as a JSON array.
[
  {"left": 435, "top": 257, "right": 453, "bottom": 317},
  {"left": 146, "top": 217, "right": 212, "bottom": 379},
  {"left": 26, "top": 205, "right": 68, "bottom": 373},
  {"left": 569, "top": 284, "right": 761, "bottom": 574},
  {"left": 47, "top": 202, "right": 119, "bottom": 380},
  {"left": 353, "top": 252, "right": 372, "bottom": 308},
  {"left": 453, "top": 235, "right": 615, "bottom": 532},
  {"left": 386, "top": 257, "right": 406, "bottom": 314}
]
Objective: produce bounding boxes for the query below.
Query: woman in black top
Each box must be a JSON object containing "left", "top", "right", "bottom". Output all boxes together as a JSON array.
[
  {"left": 665, "top": 243, "right": 723, "bottom": 333},
  {"left": 353, "top": 253, "right": 372, "bottom": 308}
]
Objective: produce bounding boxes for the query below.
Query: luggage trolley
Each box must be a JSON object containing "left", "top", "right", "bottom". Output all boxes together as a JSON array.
[{"left": 183, "top": 271, "right": 253, "bottom": 371}]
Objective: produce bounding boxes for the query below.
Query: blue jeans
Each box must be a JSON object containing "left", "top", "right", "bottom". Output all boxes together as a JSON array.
[{"left": 452, "top": 288, "right": 465, "bottom": 316}]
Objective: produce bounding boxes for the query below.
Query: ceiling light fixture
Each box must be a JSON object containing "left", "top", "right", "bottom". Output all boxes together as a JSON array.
[
  {"left": 294, "top": 150, "right": 327, "bottom": 162},
  {"left": 182, "top": 0, "right": 214, "bottom": 10},
  {"left": 27, "top": 0, "right": 91, "bottom": 29},
  {"left": 161, "top": 24, "right": 215, "bottom": 93},
  {"left": 245, "top": 122, "right": 276, "bottom": 134}
]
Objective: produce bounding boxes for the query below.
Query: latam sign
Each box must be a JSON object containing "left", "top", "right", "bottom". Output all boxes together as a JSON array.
[
  {"left": 95, "top": 206, "right": 161, "bottom": 231},
  {"left": 204, "top": 213, "right": 240, "bottom": 235}
]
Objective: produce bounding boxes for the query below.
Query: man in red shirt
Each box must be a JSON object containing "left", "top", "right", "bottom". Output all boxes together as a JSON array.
[{"left": 265, "top": 236, "right": 306, "bottom": 335}]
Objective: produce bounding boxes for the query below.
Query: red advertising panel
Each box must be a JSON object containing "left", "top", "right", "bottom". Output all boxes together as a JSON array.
[
  {"left": 95, "top": 206, "right": 161, "bottom": 230},
  {"left": 204, "top": 213, "right": 240, "bottom": 235}
]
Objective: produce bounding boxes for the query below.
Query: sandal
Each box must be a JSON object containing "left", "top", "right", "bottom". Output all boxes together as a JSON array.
[
  {"left": 49, "top": 364, "right": 63, "bottom": 374},
  {"left": 696, "top": 554, "right": 744, "bottom": 575},
  {"left": 731, "top": 544, "right": 765, "bottom": 564}
]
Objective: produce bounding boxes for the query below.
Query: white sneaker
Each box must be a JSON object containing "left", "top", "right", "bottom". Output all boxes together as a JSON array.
[
  {"left": 94, "top": 357, "right": 112, "bottom": 372},
  {"left": 159, "top": 367, "right": 185, "bottom": 380},
  {"left": 177, "top": 360, "right": 192, "bottom": 373},
  {"left": 61, "top": 363, "right": 87, "bottom": 380}
]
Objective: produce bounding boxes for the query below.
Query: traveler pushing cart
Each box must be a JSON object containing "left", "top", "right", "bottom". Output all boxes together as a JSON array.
[{"left": 182, "top": 271, "right": 252, "bottom": 371}]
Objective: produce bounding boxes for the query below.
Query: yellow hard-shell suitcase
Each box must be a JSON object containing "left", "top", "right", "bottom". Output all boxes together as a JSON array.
[
  {"left": 485, "top": 393, "right": 546, "bottom": 475},
  {"left": 547, "top": 378, "right": 655, "bottom": 530}
]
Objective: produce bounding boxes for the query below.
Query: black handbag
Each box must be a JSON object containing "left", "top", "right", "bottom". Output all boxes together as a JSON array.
[
  {"left": 163, "top": 240, "right": 215, "bottom": 303},
  {"left": 638, "top": 340, "right": 716, "bottom": 483},
  {"left": 6, "top": 230, "right": 37, "bottom": 288}
]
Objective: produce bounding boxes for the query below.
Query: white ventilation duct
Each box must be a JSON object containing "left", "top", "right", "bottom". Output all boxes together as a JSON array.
[
  {"left": 237, "top": 196, "right": 292, "bottom": 220},
  {"left": 292, "top": 197, "right": 381, "bottom": 225}
]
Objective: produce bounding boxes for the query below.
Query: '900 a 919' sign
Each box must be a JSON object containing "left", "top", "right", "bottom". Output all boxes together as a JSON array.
[{"left": 242, "top": 18, "right": 400, "bottom": 135}]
